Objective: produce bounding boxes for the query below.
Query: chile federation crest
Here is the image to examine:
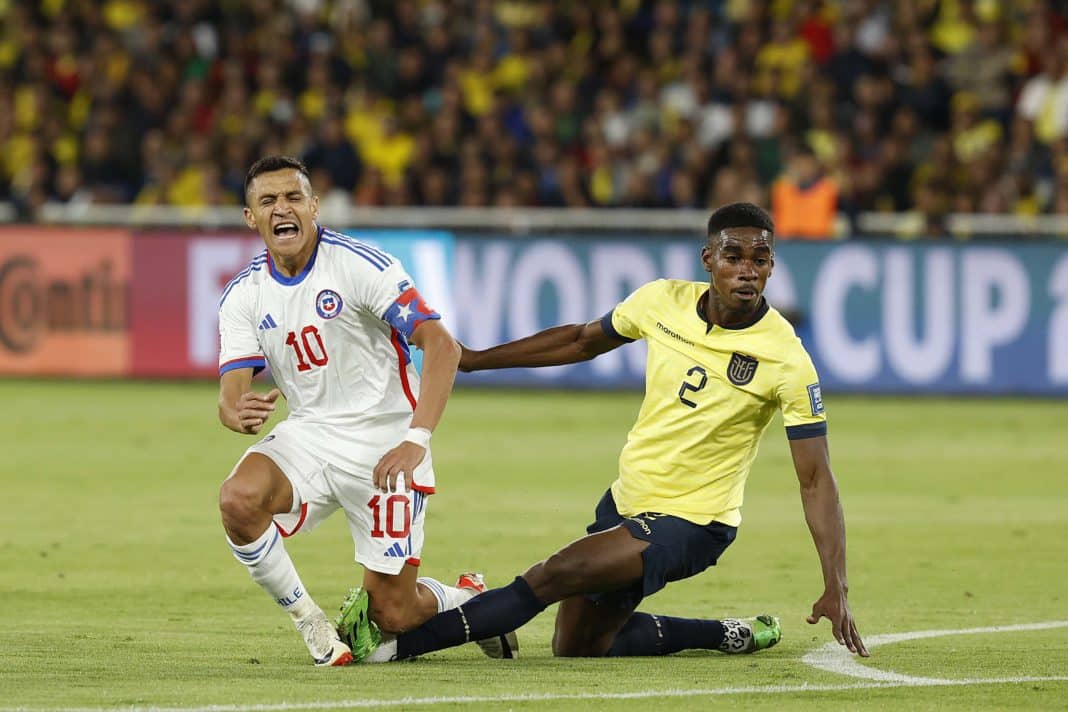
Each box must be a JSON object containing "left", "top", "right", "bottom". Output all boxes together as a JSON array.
[
  {"left": 315, "top": 289, "right": 343, "bottom": 319},
  {"left": 727, "top": 352, "right": 759, "bottom": 386}
]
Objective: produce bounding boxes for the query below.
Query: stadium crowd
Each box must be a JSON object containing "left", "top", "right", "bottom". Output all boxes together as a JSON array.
[{"left": 2, "top": 0, "right": 1067, "bottom": 236}]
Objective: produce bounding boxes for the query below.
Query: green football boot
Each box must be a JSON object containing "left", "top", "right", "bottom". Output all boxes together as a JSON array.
[
  {"left": 719, "top": 615, "right": 782, "bottom": 653},
  {"left": 334, "top": 587, "right": 383, "bottom": 662}
]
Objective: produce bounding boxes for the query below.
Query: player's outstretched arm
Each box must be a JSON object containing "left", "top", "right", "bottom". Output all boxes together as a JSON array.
[
  {"left": 218, "top": 368, "right": 280, "bottom": 435},
  {"left": 459, "top": 320, "right": 624, "bottom": 372},
  {"left": 406, "top": 319, "right": 460, "bottom": 433},
  {"left": 373, "top": 320, "right": 460, "bottom": 492},
  {"left": 790, "top": 435, "right": 869, "bottom": 657}
]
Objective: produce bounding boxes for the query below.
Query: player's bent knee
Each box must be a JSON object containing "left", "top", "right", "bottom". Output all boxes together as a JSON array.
[
  {"left": 218, "top": 477, "right": 269, "bottom": 527},
  {"left": 551, "top": 635, "right": 606, "bottom": 658}
]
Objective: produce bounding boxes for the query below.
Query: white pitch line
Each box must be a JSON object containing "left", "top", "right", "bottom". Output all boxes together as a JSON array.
[
  {"left": 7, "top": 621, "right": 1068, "bottom": 712},
  {"left": 7, "top": 676, "right": 1068, "bottom": 712},
  {"left": 802, "top": 619, "right": 1068, "bottom": 684}
]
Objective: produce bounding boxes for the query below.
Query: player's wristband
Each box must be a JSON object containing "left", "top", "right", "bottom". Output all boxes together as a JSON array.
[{"left": 404, "top": 427, "right": 432, "bottom": 449}]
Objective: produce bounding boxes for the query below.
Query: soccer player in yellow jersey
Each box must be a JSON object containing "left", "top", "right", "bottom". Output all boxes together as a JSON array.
[{"left": 338, "top": 202, "right": 868, "bottom": 661}]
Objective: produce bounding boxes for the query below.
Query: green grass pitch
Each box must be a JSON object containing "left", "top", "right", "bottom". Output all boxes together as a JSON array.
[{"left": 1, "top": 381, "right": 1066, "bottom": 710}]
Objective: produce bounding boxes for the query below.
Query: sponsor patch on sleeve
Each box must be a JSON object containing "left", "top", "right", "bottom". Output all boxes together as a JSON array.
[{"left": 807, "top": 383, "right": 825, "bottom": 416}]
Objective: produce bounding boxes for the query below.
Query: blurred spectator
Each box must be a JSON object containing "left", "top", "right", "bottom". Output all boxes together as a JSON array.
[
  {"left": 303, "top": 113, "right": 362, "bottom": 192},
  {"left": 0, "top": 0, "right": 1062, "bottom": 229},
  {"left": 771, "top": 145, "right": 838, "bottom": 239},
  {"left": 1016, "top": 39, "right": 1068, "bottom": 146}
]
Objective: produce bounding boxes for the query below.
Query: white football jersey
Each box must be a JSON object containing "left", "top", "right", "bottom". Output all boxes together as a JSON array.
[{"left": 218, "top": 226, "right": 441, "bottom": 471}]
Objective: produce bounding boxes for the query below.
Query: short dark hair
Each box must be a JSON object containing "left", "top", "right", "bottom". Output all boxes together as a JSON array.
[
  {"left": 706, "top": 202, "right": 775, "bottom": 241},
  {"left": 244, "top": 155, "right": 311, "bottom": 203}
]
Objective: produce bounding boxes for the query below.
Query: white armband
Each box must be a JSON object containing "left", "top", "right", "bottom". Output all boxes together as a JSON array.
[{"left": 404, "top": 427, "right": 432, "bottom": 449}]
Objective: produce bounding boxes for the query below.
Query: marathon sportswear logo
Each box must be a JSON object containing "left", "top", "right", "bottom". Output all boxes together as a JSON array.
[
  {"left": 727, "top": 352, "right": 759, "bottom": 386},
  {"left": 258, "top": 313, "right": 278, "bottom": 330},
  {"left": 315, "top": 289, "right": 343, "bottom": 319},
  {"left": 627, "top": 516, "right": 652, "bottom": 536},
  {"left": 656, "top": 321, "right": 695, "bottom": 346}
]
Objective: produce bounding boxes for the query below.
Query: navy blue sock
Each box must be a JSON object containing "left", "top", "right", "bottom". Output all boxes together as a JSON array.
[
  {"left": 396, "top": 576, "right": 547, "bottom": 660},
  {"left": 606, "top": 612, "right": 725, "bottom": 656}
]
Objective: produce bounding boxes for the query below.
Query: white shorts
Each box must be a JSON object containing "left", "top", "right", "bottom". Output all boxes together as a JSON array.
[{"left": 242, "top": 419, "right": 435, "bottom": 575}]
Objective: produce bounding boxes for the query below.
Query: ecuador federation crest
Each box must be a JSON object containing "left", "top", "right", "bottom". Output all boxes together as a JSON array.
[{"left": 727, "top": 352, "right": 759, "bottom": 386}]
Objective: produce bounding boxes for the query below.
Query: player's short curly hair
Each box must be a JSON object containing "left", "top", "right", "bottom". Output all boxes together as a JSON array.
[
  {"left": 244, "top": 155, "right": 311, "bottom": 203},
  {"left": 706, "top": 202, "right": 775, "bottom": 241}
]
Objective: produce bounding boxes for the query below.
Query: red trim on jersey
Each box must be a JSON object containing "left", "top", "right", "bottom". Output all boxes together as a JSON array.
[
  {"left": 275, "top": 502, "right": 308, "bottom": 538},
  {"left": 411, "top": 483, "right": 435, "bottom": 494},
  {"left": 390, "top": 328, "right": 417, "bottom": 410},
  {"left": 405, "top": 557, "right": 421, "bottom": 567}
]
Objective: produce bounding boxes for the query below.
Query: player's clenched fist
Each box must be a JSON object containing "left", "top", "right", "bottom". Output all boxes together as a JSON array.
[{"left": 237, "top": 388, "right": 281, "bottom": 434}]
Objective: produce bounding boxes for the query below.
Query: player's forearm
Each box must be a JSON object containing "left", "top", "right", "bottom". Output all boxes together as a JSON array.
[
  {"left": 800, "top": 469, "right": 849, "bottom": 592},
  {"left": 218, "top": 377, "right": 248, "bottom": 433},
  {"left": 462, "top": 324, "right": 594, "bottom": 371},
  {"left": 218, "top": 399, "right": 244, "bottom": 433},
  {"left": 409, "top": 331, "right": 461, "bottom": 432}
]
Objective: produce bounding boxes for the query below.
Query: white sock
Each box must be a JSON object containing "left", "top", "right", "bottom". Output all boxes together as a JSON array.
[
  {"left": 228, "top": 526, "right": 318, "bottom": 621},
  {"left": 366, "top": 637, "right": 399, "bottom": 663},
  {"left": 417, "top": 576, "right": 476, "bottom": 612}
]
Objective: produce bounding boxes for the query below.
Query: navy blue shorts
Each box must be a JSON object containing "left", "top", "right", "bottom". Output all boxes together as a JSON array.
[{"left": 584, "top": 489, "right": 737, "bottom": 609}]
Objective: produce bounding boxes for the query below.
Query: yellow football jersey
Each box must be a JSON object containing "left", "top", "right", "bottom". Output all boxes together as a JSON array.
[{"left": 604, "top": 279, "right": 827, "bottom": 527}]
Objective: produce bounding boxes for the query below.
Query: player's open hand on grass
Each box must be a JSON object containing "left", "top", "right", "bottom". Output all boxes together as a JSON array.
[
  {"left": 374, "top": 441, "right": 426, "bottom": 492},
  {"left": 236, "top": 388, "right": 280, "bottom": 434},
  {"left": 807, "top": 588, "right": 869, "bottom": 656}
]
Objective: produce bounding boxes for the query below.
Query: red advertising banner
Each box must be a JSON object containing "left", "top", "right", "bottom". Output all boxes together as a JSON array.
[
  {"left": 129, "top": 232, "right": 260, "bottom": 377},
  {"left": 0, "top": 228, "right": 131, "bottom": 376},
  {"left": 0, "top": 229, "right": 263, "bottom": 378}
]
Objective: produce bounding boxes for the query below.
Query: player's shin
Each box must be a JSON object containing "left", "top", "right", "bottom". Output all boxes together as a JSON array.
[
  {"left": 227, "top": 526, "right": 318, "bottom": 621},
  {"left": 395, "top": 576, "right": 545, "bottom": 660},
  {"left": 229, "top": 526, "right": 352, "bottom": 665},
  {"left": 606, "top": 613, "right": 725, "bottom": 656},
  {"left": 417, "top": 576, "right": 476, "bottom": 612},
  {"left": 606, "top": 612, "right": 781, "bottom": 655}
]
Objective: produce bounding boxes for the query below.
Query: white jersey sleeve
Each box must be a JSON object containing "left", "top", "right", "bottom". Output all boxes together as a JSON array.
[
  {"left": 355, "top": 261, "right": 442, "bottom": 339},
  {"left": 218, "top": 263, "right": 267, "bottom": 376}
]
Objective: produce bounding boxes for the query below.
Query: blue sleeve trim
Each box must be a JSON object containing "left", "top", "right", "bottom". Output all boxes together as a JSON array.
[
  {"left": 786, "top": 421, "right": 828, "bottom": 440},
  {"left": 600, "top": 310, "right": 635, "bottom": 343},
  {"left": 220, "top": 357, "right": 267, "bottom": 376}
]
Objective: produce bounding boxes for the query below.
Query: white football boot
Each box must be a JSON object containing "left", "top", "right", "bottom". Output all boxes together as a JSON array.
[{"left": 295, "top": 608, "right": 354, "bottom": 666}]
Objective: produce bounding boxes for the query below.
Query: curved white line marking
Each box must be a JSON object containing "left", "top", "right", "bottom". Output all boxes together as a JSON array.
[
  {"left": 802, "top": 620, "right": 1068, "bottom": 683},
  {"left": 6, "top": 623, "right": 1067, "bottom": 712}
]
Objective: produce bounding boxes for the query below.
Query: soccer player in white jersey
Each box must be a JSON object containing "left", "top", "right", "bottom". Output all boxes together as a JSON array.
[{"left": 216, "top": 156, "right": 505, "bottom": 666}]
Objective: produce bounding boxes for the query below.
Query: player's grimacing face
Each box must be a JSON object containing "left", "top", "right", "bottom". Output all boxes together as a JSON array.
[
  {"left": 243, "top": 169, "right": 320, "bottom": 258},
  {"left": 701, "top": 227, "right": 774, "bottom": 308}
]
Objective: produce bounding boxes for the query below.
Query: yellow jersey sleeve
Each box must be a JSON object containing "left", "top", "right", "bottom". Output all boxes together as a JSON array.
[
  {"left": 601, "top": 280, "right": 662, "bottom": 342},
  {"left": 777, "top": 344, "right": 828, "bottom": 440}
]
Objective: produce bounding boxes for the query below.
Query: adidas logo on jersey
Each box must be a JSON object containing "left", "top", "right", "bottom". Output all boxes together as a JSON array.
[
  {"left": 258, "top": 314, "right": 278, "bottom": 330},
  {"left": 382, "top": 542, "right": 408, "bottom": 558}
]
